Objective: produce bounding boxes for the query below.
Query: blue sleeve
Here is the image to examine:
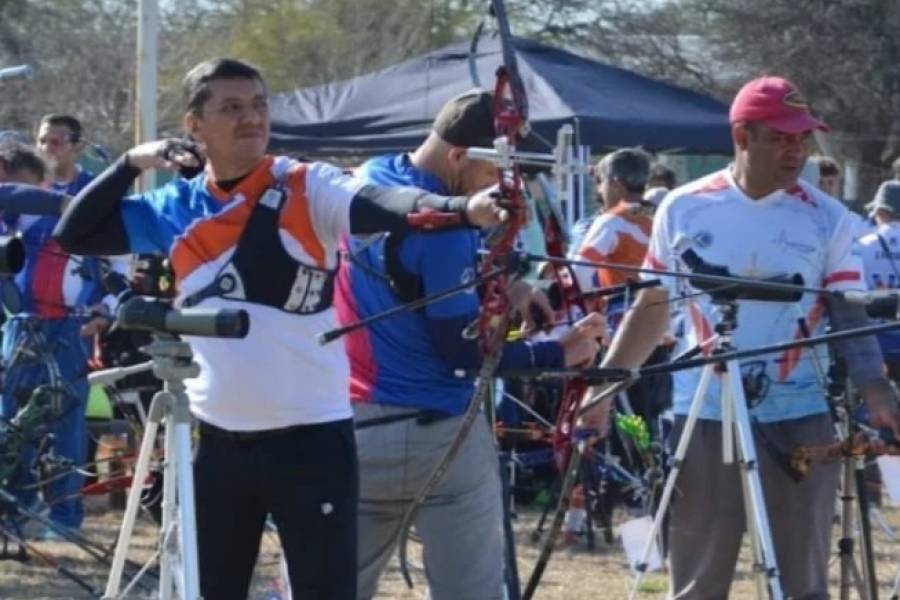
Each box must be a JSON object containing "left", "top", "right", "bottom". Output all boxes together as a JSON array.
[
  {"left": 402, "top": 230, "right": 563, "bottom": 370},
  {"left": 402, "top": 229, "right": 480, "bottom": 319},
  {"left": 0, "top": 184, "right": 66, "bottom": 215},
  {"left": 426, "top": 314, "right": 565, "bottom": 370},
  {"left": 121, "top": 185, "right": 184, "bottom": 254}
]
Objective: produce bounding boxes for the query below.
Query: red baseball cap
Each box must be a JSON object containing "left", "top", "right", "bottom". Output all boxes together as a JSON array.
[{"left": 729, "top": 76, "right": 829, "bottom": 134}]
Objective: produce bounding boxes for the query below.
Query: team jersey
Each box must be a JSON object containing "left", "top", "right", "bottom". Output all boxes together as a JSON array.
[
  {"left": 336, "top": 154, "right": 481, "bottom": 414},
  {"left": 337, "top": 154, "right": 563, "bottom": 415},
  {"left": 856, "top": 221, "right": 900, "bottom": 359},
  {"left": 5, "top": 169, "right": 106, "bottom": 317},
  {"left": 644, "top": 168, "right": 863, "bottom": 423},
  {"left": 120, "top": 155, "right": 363, "bottom": 431},
  {"left": 574, "top": 202, "right": 653, "bottom": 290},
  {"left": 847, "top": 210, "right": 875, "bottom": 242}
]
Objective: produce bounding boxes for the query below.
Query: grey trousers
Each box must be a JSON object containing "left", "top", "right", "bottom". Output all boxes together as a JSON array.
[
  {"left": 354, "top": 403, "right": 504, "bottom": 600},
  {"left": 667, "top": 413, "right": 839, "bottom": 600}
]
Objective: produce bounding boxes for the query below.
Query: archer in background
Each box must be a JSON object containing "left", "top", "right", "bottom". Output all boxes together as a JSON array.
[
  {"left": 0, "top": 138, "right": 109, "bottom": 538},
  {"left": 337, "top": 90, "right": 604, "bottom": 600}
]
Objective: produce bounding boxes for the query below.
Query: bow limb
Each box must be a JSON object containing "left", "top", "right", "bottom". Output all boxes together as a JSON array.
[
  {"left": 521, "top": 127, "right": 601, "bottom": 598},
  {"left": 395, "top": 0, "right": 529, "bottom": 587},
  {"left": 522, "top": 437, "right": 585, "bottom": 600}
]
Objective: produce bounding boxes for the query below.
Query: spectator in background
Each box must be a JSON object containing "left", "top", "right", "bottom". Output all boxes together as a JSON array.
[
  {"left": 35, "top": 114, "right": 94, "bottom": 196},
  {"left": 574, "top": 148, "right": 653, "bottom": 292},
  {"left": 812, "top": 155, "right": 841, "bottom": 198},
  {"left": 891, "top": 156, "right": 900, "bottom": 180},
  {"left": 647, "top": 161, "right": 676, "bottom": 190},
  {"left": 643, "top": 161, "right": 676, "bottom": 209},
  {"left": 572, "top": 148, "right": 671, "bottom": 430},
  {"left": 809, "top": 154, "right": 875, "bottom": 238}
]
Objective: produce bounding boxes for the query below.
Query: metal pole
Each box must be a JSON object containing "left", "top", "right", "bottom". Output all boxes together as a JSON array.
[{"left": 136, "top": 0, "right": 158, "bottom": 192}]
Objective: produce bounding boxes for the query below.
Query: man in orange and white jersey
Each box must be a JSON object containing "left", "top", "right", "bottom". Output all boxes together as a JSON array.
[
  {"left": 52, "top": 58, "right": 506, "bottom": 600},
  {"left": 574, "top": 147, "right": 653, "bottom": 294},
  {"left": 572, "top": 148, "right": 672, "bottom": 427},
  {"left": 586, "top": 75, "right": 900, "bottom": 598}
]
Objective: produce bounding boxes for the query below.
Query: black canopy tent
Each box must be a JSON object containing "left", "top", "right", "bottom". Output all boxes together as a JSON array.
[{"left": 269, "top": 36, "right": 732, "bottom": 156}]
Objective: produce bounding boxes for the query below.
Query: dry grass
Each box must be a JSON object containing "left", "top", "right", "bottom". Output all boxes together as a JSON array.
[{"left": 1, "top": 496, "right": 899, "bottom": 599}]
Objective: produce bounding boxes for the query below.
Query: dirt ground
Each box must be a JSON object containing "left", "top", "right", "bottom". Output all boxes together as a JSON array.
[{"left": 0, "top": 496, "right": 899, "bottom": 599}]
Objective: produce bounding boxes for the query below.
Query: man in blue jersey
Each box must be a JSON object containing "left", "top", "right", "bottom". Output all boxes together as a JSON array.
[
  {"left": 53, "top": 58, "right": 510, "bottom": 600},
  {"left": 0, "top": 139, "right": 107, "bottom": 535},
  {"left": 338, "top": 91, "right": 605, "bottom": 600}
]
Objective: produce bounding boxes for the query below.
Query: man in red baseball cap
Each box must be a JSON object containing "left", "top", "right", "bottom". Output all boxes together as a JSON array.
[
  {"left": 582, "top": 74, "right": 900, "bottom": 598},
  {"left": 729, "top": 75, "right": 830, "bottom": 134},
  {"left": 729, "top": 75, "right": 831, "bottom": 198}
]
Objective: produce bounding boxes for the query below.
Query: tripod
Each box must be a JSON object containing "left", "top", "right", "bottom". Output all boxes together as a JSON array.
[
  {"left": 832, "top": 367, "right": 879, "bottom": 600},
  {"left": 629, "top": 299, "right": 784, "bottom": 600},
  {"left": 93, "top": 335, "right": 202, "bottom": 600}
]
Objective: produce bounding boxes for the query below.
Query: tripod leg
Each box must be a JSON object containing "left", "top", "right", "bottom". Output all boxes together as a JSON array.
[
  {"left": 173, "top": 416, "right": 201, "bottom": 600},
  {"left": 628, "top": 364, "right": 714, "bottom": 600},
  {"left": 104, "top": 394, "right": 164, "bottom": 599},
  {"left": 891, "top": 561, "right": 900, "bottom": 600},
  {"left": 838, "top": 456, "right": 863, "bottom": 600},
  {"left": 725, "top": 361, "right": 783, "bottom": 600},
  {"left": 854, "top": 457, "right": 879, "bottom": 600},
  {"left": 160, "top": 394, "right": 177, "bottom": 599}
]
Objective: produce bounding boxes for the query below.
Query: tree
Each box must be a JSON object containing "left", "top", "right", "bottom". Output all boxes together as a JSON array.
[
  {"left": 695, "top": 0, "right": 900, "bottom": 201},
  {"left": 0, "top": 0, "right": 137, "bottom": 151},
  {"left": 0, "top": 0, "right": 482, "bottom": 151},
  {"left": 517, "top": 0, "right": 900, "bottom": 201},
  {"left": 220, "top": 0, "right": 480, "bottom": 92}
]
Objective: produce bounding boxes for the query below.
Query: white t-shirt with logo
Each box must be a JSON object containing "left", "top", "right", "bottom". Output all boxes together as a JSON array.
[{"left": 643, "top": 168, "right": 864, "bottom": 422}]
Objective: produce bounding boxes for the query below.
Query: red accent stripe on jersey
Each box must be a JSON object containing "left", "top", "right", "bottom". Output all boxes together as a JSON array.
[
  {"left": 692, "top": 174, "right": 729, "bottom": 194},
  {"left": 823, "top": 271, "right": 861, "bottom": 286},
  {"left": 778, "top": 297, "right": 826, "bottom": 381},
  {"left": 643, "top": 253, "right": 665, "bottom": 270},
  {"left": 688, "top": 301, "right": 714, "bottom": 357},
  {"left": 786, "top": 185, "right": 818, "bottom": 207},
  {"left": 335, "top": 238, "right": 377, "bottom": 403},
  {"left": 32, "top": 239, "right": 70, "bottom": 318}
]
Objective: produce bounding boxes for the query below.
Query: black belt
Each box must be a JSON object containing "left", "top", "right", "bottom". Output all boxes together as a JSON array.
[{"left": 198, "top": 420, "right": 316, "bottom": 442}]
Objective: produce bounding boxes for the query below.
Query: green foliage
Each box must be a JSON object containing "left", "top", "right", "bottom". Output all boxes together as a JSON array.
[
  {"left": 636, "top": 575, "right": 668, "bottom": 594},
  {"left": 220, "top": 0, "right": 480, "bottom": 91},
  {"left": 616, "top": 413, "right": 651, "bottom": 452},
  {"left": 0, "top": 0, "right": 484, "bottom": 148}
]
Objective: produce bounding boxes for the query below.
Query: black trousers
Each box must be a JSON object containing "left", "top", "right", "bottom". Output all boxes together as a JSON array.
[{"left": 194, "top": 418, "right": 358, "bottom": 600}]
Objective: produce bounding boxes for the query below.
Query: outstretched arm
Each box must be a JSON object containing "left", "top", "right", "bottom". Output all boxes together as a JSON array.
[
  {"left": 53, "top": 155, "right": 137, "bottom": 255},
  {"left": 55, "top": 138, "right": 202, "bottom": 256}
]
